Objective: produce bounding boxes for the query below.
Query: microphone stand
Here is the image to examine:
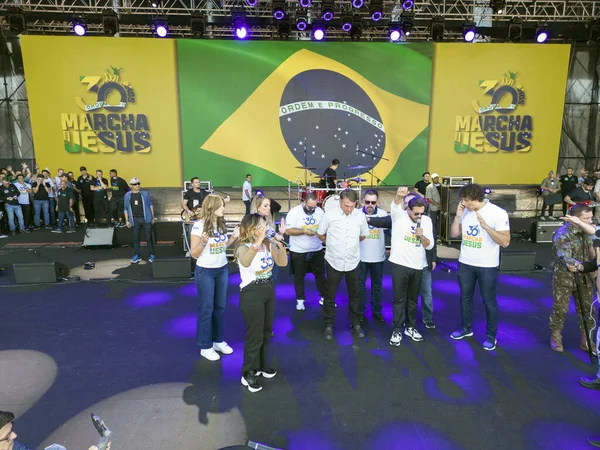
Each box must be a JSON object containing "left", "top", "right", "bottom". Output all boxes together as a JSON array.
[{"left": 355, "top": 147, "right": 388, "bottom": 187}]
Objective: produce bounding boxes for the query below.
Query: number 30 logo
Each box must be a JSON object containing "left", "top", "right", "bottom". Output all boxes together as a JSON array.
[{"left": 261, "top": 256, "right": 274, "bottom": 270}]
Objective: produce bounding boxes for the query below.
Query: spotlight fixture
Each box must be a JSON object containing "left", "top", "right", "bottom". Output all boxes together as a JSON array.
[
  {"left": 388, "top": 22, "right": 401, "bottom": 42},
  {"left": 352, "top": 0, "right": 364, "bottom": 8},
  {"left": 149, "top": 0, "right": 161, "bottom": 7},
  {"left": 430, "top": 17, "right": 445, "bottom": 41},
  {"left": 490, "top": 0, "right": 505, "bottom": 14},
  {"left": 463, "top": 23, "right": 476, "bottom": 42},
  {"left": 190, "top": 13, "right": 205, "bottom": 38},
  {"left": 312, "top": 21, "right": 326, "bottom": 41},
  {"left": 246, "top": 0, "right": 258, "bottom": 5},
  {"left": 273, "top": 0, "right": 286, "bottom": 20},
  {"left": 508, "top": 18, "right": 522, "bottom": 42},
  {"left": 402, "top": 0, "right": 414, "bottom": 10},
  {"left": 321, "top": 0, "right": 335, "bottom": 21},
  {"left": 102, "top": 9, "right": 119, "bottom": 36},
  {"left": 483, "top": 187, "right": 492, "bottom": 195},
  {"left": 296, "top": 14, "right": 308, "bottom": 31},
  {"left": 72, "top": 16, "right": 87, "bottom": 36},
  {"left": 350, "top": 17, "right": 362, "bottom": 41},
  {"left": 401, "top": 12, "right": 413, "bottom": 36},
  {"left": 535, "top": 24, "right": 549, "bottom": 43},
  {"left": 232, "top": 14, "right": 248, "bottom": 39},
  {"left": 278, "top": 18, "right": 291, "bottom": 39},
  {"left": 370, "top": 0, "right": 383, "bottom": 22},
  {"left": 299, "top": 0, "right": 311, "bottom": 7},
  {"left": 341, "top": 14, "right": 353, "bottom": 32},
  {"left": 8, "top": 8, "right": 25, "bottom": 35},
  {"left": 153, "top": 18, "right": 168, "bottom": 37}
]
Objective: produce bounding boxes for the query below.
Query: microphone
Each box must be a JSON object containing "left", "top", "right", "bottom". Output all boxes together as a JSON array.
[
  {"left": 416, "top": 219, "right": 421, "bottom": 229},
  {"left": 265, "top": 228, "right": 289, "bottom": 248}
]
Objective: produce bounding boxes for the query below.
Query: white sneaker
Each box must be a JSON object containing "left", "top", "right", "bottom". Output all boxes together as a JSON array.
[
  {"left": 390, "top": 331, "right": 402, "bottom": 347},
  {"left": 213, "top": 341, "right": 233, "bottom": 355},
  {"left": 404, "top": 327, "right": 424, "bottom": 342},
  {"left": 296, "top": 300, "right": 305, "bottom": 311},
  {"left": 319, "top": 298, "right": 337, "bottom": 307},
  {"left": 200, "top": 348, "right": 221, "bottom": 361}
]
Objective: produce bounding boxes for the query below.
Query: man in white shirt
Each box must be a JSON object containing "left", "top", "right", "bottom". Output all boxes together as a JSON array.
[
  {"left": 285, "top": 193, "right": 327, "bottom": 311},
  {"left": 388, "top": 187, "right": 434, "bottom": 347},
  {"left": 42, "top": 169, "right": 56, "bottom": 226},
  {"left": 358, "top": 189, "right": 388, "bottom": 323},
  {"left": 450, "top": 183, "right": 510, "bottom": 351},
  {"left": 426, "top": 173, "right": 441, "bottom": 238},
  {"left": 317, "top": 189, "right": 369, "bottom": 341},
  {"left": 13, "top": 174, "right": 32, "bottom": 231},
  {"left": 242, "top": 174, "right": 253, "bottom": 215}
]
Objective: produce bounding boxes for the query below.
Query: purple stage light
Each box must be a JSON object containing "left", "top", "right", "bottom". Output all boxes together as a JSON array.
[
  {"left": 369, "top": 422, "right": 463, "bottom": 450},
  {"left": 402, "top": 0, "right": 414, "bottom": 9},
  {"left": 536, "top": 31, "right": 548, "bottom": 43},
  {"left": 128, "top": 291, "right": 173, "bottom": 308},
  {"left": 164, "top": 314, "right": 196, "bottom": 338},
  {"left": 371, "top": 11, "right": 382, "bottom": 21},
  {"left": 296, "top": 20, "right": 307, "bottom": 31},
  {"left": 424, "top": 373, "right": 493, "bottom": 405},
  {"left": 464, "top": 30, "right": 476, "bottom": 42},
  {"left": 274, "top": 9, "right": 285, "bottom": 20},
  {"left": 235, "top": 25, "right": 248, "bottom": 39},
  {"left": 246, "top": 0, "right": 258, "bottom": 5},
  {"left": 352, "top": 0, "right": 364, "bottom": 7},
  {"left": 313, "top": 28, "right": 325, "bottom": 40},
  {"left": 323, "top": 11, "right": 334, "bottom": 21},
  {"left": 342, "top": 22, "right": 352, "bottom": 32},
  {"left": 389, "top": 29, "right": 401, "bottom": 41},
  {"left": 155, "top": 24, "right": 168, "bottom": 37},
  {"left": 73, "top": 23, "right": 86, "bottom": 36},
  {"left": 299, "top": 0, "right": 311, "bottom": 7}
]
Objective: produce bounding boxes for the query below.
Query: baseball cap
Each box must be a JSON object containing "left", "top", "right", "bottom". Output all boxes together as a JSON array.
[
  {"left": 129, "top": 177, "right": 140, "bottom": 185},
  {"left": 79, "top": 166, "right": 87, "bottom": 171},
  {"left": 431, "top": 173, "right": 440, "bottom": 179},
  {"left": 0, "top": 411, "right": 15, "bottom": 429}
]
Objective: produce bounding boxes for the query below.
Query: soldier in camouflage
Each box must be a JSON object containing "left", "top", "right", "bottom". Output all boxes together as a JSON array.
[{"left": 550, "top": 204, "right": 596, "bottom": 353}]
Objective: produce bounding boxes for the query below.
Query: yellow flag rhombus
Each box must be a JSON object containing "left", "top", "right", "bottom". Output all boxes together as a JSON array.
[{"left": 201, "top": 49, "right": 430, "bottom": 182}]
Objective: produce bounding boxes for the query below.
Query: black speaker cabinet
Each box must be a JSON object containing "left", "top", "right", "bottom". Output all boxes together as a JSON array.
[
  {"left": 83, "top": 227, "right": 115, "bottom": 248},
  {"left": 531, "top": 220, "right": 563, "bottom": 243},
  {"left": 152, "top": 257, "right": 193, "bottom": 279},
  {"left": 499, "top": 251, "right": 537, "bottom": 272},
  {"left": 440, "top": 186, "right": 462, "bottom": 243},
  {"left": 13, "top": 262, "right": 70, "bottom": 284}
]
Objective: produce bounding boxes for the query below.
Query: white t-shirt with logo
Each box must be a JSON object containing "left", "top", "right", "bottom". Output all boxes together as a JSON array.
[
  {"left": 459, "top": 201, "right": 510, "bottom": 268},
  {"left": 190, "top": 219, "right": 228, "bottom": 268},
  {"left": 238, "top": 243, "right": 274, "bottom": 289},
  {"left": 389, "top": 201, "right": 434, "bottom": 270},
  {"left": 285, "top": 204, "right": 324, "bottom": 253},
  {"left": 242, "top": 181, "right": 252, "bottom": 201},
  {"left": 360, "top": 207, "right": 388, "bottom": 263},
  {"left": 13, "top": 181, "right": 31, "bottom": 205}
]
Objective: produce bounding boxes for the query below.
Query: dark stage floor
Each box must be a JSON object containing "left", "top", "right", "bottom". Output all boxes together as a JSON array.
[{"left": 0, "top": 227, "right": 599, "bottom": 450}]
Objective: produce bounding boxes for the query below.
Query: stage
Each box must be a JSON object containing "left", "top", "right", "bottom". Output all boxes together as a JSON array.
[{"left": 0, "top": 221, "right": 598, "bottom": 450}]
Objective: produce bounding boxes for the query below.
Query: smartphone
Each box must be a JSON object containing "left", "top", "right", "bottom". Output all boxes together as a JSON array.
[{"left": 91, "top": 413, "right": 112, "bottom": 438}]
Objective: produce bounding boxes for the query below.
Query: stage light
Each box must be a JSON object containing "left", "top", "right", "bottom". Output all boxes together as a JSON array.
[
  {"left": 153, "top": 18, "right": 168, "bottom": 37},
  {"left": 490, "top": 0, "right": 505, "bottom": 14},
  {"left": 273, "top": 0, "right": 286, "bottom": 20},
  {"left": 278, "top": 18, "right": 291, "bottom": 39},
  {"left": 299, "top": 0, "right": 311, "bottom": 7},
  {"left": 312, "top": 22, "right": 326, "bottom": 41},
  {"left": 389, "top": 22, "right": 401, "bottom": 42},
  {"left": 370, "top": 0, "right": 383, "bottom": 22},
  {"left": 508, "top": 18, "right": 522, "bottom": 42},
  {"left": 483, "top": 188, "right": 492, "bottom": 195},
  {"left": 246, "top": 0, "right": 258, "bottom": 5},
  {"left": 430, "top": 17, "right": 445, "bottom": 41},
  {"left": 352, "top": 0, "right": 364, "bottom": 8},
  {"left": 401, "top": 12, "right": 413, "bottom": 36},
  {"left": 232, "top": 13, "right": 248, "bottom": 39},
  {"left": 190, "top": 13, "right": 205, "bottom": 38},
  {"left": 255, "top": 190, "right": 264, "bottom": 196},
  {"left": 150, "top": 0, "right": 161, "bottom": 7},
  {"left": 296, "top": 14, "right": 308, "bottom": 31},
  {"left": 350, "top": 17, "right": 362, "bottom": 41},
  {"left": 463, "top": 24, "right": 476, "bottom": 42},
  {"left": 341, "top": 14, "right": 353, "bottom": 32},
  {"left": 321, "top": 0, "right": 334, "bottom": 21},
  {"left": 102, "top": 9, "right": 119, "bottom": 36},
  {"left": 72, "top": 17, "right": 87, "bottom": 36},
  {"left": 8, "top": 8, "right": 25, "bottom": 35},
  {"left": 535, "top": 24, "right": 549, "bottom": 43},
  {"left": 402, "top": 0, "right": 414, "bottom": 10}
]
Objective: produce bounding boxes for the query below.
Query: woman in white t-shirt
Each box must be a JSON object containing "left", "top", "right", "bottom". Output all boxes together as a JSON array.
[
  {"left": 235, "top": 214, "right": 287, "bottom": 393},
  {"left": 250, "top": 195, "right": 287, "bottom": 280},
  {"left": 190, "top": 195, "right": 239, "bottom": 361}
]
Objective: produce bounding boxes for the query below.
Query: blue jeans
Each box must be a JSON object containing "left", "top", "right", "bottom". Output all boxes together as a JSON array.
[
  {"left": 48, "top": 197, "right": 56, "bottom": 224},
  {"left": 458, "top": 262, "right": 499, "bottom": 340},
  {"left": 359, "top": 261, "right": 384, "bottom": 314},
  {"left": 195, "top": 264, "right": 228, "bottom": 350},
  {"left": 57, "top": 210, "right": 75, "bottom": 231},
  {"left": 5, "top": 204, "right": 24, "bottom": 232},
  {"left": 34, "top": 200, "right": 50, "bottom": 227},
  {"left": 419, "top": 267, "right": 433, "bottom": 323}
]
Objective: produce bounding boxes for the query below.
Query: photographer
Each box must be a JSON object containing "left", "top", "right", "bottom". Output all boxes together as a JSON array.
[{"left": 32, "top": 174, "right": 51, "bottom": 229}]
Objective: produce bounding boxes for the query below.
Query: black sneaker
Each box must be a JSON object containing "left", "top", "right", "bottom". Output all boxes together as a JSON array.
[
  {"left": 241, "top": 371, "right": 262, "bottom": 393},
  {"left": 257, "top": 368, "right": 278, "bottom": 379},
  {"left": 351, "top": 325, "right": 366, "bottom": 338},
  {"left": 373, "top": 312, "right": 385, "bottom": 322},
  {"left": 423, "top": 321, "right": 436, "bottom": 329},
  {"left": 323, "top": 326, "right": 334, "bottom": 341}
]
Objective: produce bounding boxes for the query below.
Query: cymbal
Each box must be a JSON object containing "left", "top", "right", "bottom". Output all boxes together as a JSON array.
[
  {"left": 350, "top": 177, "right": 367, "bottom": 182},
  {"left": 295, "top": 166, "right": 316, "bottom": 170},
  {"left": 347, "top": 165, "right": 371, "bottom": 170}
]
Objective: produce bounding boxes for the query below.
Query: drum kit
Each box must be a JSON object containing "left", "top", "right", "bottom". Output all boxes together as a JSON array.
[{"left": 289, "top": 164, "right": 371, "bottom": 210}]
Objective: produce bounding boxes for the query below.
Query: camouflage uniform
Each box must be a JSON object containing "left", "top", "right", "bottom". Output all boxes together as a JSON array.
[{"left": 550, "top": 223, "right": 595, "bottom": 333}]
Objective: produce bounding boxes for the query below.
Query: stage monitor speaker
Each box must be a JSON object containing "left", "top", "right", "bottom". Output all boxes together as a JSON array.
[
  {"left": 13, "top": 262, "right": 70, "bottom": 284},
  {"left": 83, "top": 227, "right": 115, "bottom": 248},
  {"left": 152, "top": 257, "right": 193, "bottom": 279},
  {"left": 531, "top": 220, "right": 563, "bottom": 243},
  {"left": 499, "top": 251, "right": 536, "bottom": 272}
]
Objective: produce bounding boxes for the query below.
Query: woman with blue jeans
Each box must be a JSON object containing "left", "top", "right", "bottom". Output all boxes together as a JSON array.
[{"left": 190, "top": 195, "right": 239, "bottom": 361}]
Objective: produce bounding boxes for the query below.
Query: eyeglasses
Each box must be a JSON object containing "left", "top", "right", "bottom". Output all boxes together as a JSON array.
[
  {"left": 411, "top": 212, "right": 424, "bottom": 216},
  {"left": 364, "top": 200, "right": 377, "bottom": 205},
  {"left": 130, "top": 183, "right": 140, "bottom": 186}
]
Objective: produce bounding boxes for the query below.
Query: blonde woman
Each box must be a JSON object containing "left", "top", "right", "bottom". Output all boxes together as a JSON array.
[
  {"left": 190, "top": 195, "right": 238, "bottom": 361},
  {"left": 235, "top": 214, "right": 287, "bottom": 393}
]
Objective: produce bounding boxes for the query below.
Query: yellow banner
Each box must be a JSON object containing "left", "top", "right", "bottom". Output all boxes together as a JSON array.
[
  {"left": 428, "top": 43, "right": 570, "bottom": 184},
  {"left": 21, "top": 36, "right": 182, "bottom": 187}
]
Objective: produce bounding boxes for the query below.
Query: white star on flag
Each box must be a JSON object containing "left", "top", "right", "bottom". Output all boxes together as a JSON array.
[
  {"left": 342, "top": 144, "right": 346, "bottom": 148},
  {"left": 299, "top": 141, "right": 303, "bottom": 145},
  {"left": 287, "top": 117, "right": 291, "bottom": 122},
  {"left": 321, "top": 154, "right": 325, "bottom": 158},
  {"left": 315, "top": 125, "right": 319, "bottom": 129},
  {"left": 311, "top": 151, "right": 315, "bottom": 155},
  {"left": 312, "top": 145, "right": 316, "bottom": 148},
  {"left": 345, "top": 131, "right": 348, "bottom": 135}
]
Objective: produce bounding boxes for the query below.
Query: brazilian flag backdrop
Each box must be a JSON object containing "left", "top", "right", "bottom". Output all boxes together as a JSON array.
[{"left": 177, "top": 41, "right": 432, "bottom": 186}]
